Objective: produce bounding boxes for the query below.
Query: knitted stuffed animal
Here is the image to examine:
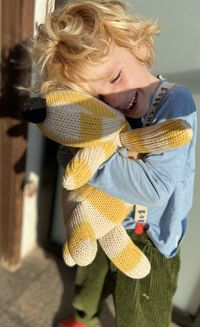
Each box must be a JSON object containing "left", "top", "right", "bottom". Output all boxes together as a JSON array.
[{"left": 23, "top": 90, "right": 192, "bottom": 279}]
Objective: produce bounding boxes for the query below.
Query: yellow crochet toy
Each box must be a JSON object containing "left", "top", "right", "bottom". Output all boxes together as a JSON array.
[{"left": 23, "top": 90, "right": 192, "bottom": 279}]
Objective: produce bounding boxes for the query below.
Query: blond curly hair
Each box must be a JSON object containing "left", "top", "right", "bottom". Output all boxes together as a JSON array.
[{"left": 31, "top": 0, "right": 160, "bottom": 95}]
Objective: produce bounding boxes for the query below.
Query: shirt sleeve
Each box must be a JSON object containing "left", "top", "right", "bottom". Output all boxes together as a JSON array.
[{"left": 88, "top": 85, "right": 196, "bottom": 208}]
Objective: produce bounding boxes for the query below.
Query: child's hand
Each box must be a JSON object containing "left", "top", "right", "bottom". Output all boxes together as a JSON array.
[{"left": 127, "top": 151, "right": 145, "bottom": 160}]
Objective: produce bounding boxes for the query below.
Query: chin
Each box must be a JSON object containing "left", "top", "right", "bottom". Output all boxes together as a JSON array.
[{"left": 126, "top": 112, "right": 144, "bottom": 119}]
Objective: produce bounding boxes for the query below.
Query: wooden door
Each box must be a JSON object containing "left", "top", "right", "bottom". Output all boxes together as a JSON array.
[{"left": 0, "top": 0, "right": 35, "bottom": 268}]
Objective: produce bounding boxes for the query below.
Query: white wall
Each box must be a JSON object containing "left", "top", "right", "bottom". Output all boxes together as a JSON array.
[{"left": 20, "top": 0, "right": 55, "bottom": 258}]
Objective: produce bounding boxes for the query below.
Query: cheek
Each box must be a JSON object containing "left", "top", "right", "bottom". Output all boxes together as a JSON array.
[
  {"left": 117, "top": 75, "right": 135, "bottom": 90},
  {"left": 127, "top": 64, "right": 149, "bottom": 86},
  {"left": 122, "top": 76, "right": 140, "bottom": 90}
]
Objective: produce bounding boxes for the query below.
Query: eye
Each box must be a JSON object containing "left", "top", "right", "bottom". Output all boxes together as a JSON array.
[{"left": 110, "top": 71, "right": 121, "bottom": 84}]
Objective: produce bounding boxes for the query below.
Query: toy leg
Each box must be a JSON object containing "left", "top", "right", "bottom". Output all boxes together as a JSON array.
[
  {"left": 98, "top": 225, "right": 151, "bottom": 279},
  {"left": 63, "top": 201, "right": 98, "bottom": 266}
]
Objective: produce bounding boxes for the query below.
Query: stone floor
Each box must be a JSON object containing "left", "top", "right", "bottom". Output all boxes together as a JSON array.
[{"left": 0, "top": 247, "right": 181, "bottom": 327}]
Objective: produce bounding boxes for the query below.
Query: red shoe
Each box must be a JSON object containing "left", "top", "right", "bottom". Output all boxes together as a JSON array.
[{"left": 58, "top": 317, "right": 87, "bottom": 327}]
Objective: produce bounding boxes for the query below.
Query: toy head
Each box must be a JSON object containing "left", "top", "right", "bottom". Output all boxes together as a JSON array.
[{"left": 22, "top": 90, "right": 129, "bottom": 147}]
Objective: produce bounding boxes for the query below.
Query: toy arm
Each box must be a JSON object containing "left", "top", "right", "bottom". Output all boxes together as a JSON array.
[
  {"left": 63, "top": 142, "right": 116, "bottom": 190},
  {"left": 120, "top": 119, "right": 192, "bottom": 153}
]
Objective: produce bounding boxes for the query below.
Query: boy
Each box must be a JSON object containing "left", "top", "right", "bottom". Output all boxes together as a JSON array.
[{"left": 31, "top": 1, "right": 197, "bottom": 326}]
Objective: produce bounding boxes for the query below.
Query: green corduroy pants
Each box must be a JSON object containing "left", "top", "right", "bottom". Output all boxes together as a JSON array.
[{"left": 72, "top": 231, "right": 180, "bottom": 327}]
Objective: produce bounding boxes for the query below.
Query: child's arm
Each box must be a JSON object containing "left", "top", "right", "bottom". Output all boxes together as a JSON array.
[{"left": 89, "top": 144, "right": 188, "bottom": 206}]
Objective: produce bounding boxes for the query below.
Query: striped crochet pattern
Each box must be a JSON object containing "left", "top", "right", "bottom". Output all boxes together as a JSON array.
[{"left": 38, "top": 90, "right": 192, "bottom": 279}]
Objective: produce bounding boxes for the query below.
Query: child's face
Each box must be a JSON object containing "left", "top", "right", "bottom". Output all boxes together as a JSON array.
[{"left": 88, "top": 45, "right": 159, "bottom": 119}]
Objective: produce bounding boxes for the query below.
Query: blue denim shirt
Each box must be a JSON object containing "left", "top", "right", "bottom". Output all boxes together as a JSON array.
[{"left": 58, "top": 84, "right": 197, "bottom": 258}]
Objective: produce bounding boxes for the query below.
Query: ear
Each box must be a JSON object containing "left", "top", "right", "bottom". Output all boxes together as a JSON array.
[
  {"left": 137, "top": 43, "right": 149, "bottom": 62},
  {"left": 22, "top": 97, "right": 46, "bottom": 123}
]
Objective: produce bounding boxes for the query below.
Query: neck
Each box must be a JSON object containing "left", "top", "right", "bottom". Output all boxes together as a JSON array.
[{"left": 148, "top": 75, "right": 161, "bottom": 97}]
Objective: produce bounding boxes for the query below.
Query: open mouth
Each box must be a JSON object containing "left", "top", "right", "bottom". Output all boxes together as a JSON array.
[{"left": 118, "top": 91, "right": 138, "bottom": 115}]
